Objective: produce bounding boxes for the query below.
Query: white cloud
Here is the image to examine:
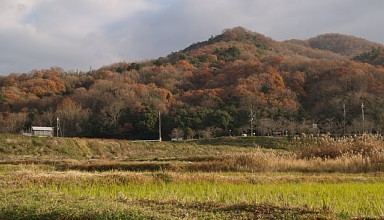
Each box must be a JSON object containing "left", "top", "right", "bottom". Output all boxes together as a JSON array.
[
  {"left": 31, "top": 0, "right": 152, "bottom": 38},
  {"left": 0, "top": 0, "right": 154, "bottom": 74},
  {"left": 0, "top": 0, "right": 383, "bottom": 74}
]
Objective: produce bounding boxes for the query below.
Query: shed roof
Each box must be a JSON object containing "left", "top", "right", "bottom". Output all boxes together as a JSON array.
[{"left": 31, "top": 126, "right": 54, "bottom": 131}]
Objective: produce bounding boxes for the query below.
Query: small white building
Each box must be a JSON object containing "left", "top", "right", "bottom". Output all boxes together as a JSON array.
[{"left": 30, "top": 126, "right": 54, "bottom": 137}]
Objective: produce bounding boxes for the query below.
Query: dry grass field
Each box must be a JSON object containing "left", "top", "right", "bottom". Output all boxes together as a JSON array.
[{"left": 1, "top": 134, "right": 384, "bottom": 219}]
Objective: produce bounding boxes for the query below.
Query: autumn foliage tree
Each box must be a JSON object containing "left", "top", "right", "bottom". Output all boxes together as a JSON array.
[
  {"left": 1, "top": 27, "right": 384, "bottom": 138},
  {"left": 56, "top": 97, "right": 90, "bottom": 137}
]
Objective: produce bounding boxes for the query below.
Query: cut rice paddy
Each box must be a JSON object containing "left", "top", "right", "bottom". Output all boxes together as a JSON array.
[{"left": 1, "top": 134, "right": 384, "bottom": 219}]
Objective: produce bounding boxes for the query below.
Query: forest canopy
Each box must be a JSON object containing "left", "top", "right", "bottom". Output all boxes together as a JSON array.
[{"left": 1, "top": 27, "right": 384, "bottom": 139}]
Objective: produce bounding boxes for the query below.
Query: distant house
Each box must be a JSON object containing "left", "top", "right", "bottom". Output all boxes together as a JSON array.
[{"left": 30, "top": 126, "right": 54, "bottom": 137}]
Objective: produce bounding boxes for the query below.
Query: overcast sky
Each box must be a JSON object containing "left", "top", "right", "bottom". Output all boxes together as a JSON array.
[{"left": 1, "top": 0, "right": 383, "bottom": 75}]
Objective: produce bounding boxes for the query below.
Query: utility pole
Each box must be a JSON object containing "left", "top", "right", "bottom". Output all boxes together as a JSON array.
[
  {"left": 250, "top": 109, "right": 254, "bottom": 136},
  {"left": 361, "top": 103, "right": 365, "bottom": 134},
  {"left": 62, "top": 120, "right": 65, "bottom": 137},
  {"left": 56, "top": 117, "right": 60, "bottom": 137},
  {"left": 158, "top": 111, "right": 162, "bottom": 142},
  {"left": 343, "top": 104, "right": 346, "bottom": 135}
]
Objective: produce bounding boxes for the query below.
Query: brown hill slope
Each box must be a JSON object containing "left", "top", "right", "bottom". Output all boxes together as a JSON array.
[
  {"left": 353, "top": 46, "right": 384, "bottom": 66},
  {"left": 307, "top": 33, "right": 382, "bottom": 57},
  {"left": 1, "top": 27, "right": 384, "bottom": 139}
]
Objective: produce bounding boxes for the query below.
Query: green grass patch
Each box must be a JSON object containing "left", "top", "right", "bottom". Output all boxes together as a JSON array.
[
  {"left": 45, "top": 181, "right": 383, "bottom": 218},
  {"left": 2, "top": 134, "right": 384, "bottom": 219},
  {"left": 0, "top": 189, "right": 333, "bottom": 219},
  {"left": 1, "top": 171, "right": 384, "bottom": 219}
]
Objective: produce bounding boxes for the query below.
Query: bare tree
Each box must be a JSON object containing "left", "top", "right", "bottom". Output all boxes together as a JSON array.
[
  {"left": 348, "top": 117, "right": 375, "bottom": 135},
  {"left": 56, "top": 98, "right": 90, "bottom": 136},
  {"left": 184, "top": 127, "right": 196, "bottom": 140},
  {"left": 0, "top": 112, "right": 28, "bottom": 134},
  {"left": 197, "top": 127, "right": 217, "bottom": 140},
  {"left": 171, "top": 128, "right": 184, "bottom": 140},
  {"left": 101, "top": 100, "right": 125, "bottom": 127}
]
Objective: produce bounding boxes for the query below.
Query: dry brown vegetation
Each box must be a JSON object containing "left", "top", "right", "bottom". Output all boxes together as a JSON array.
[
  {"left": 1, "top": 166, "right": 383, "bottom": 219},
  {"left": 1, "top": 134, "right": 384, "bottom": 174},
  {"left": 2, "top": 28, "right": 384, "bottom": 141},
  {"left": 1, "top": 135, "right": 384, "bottom": 219}
]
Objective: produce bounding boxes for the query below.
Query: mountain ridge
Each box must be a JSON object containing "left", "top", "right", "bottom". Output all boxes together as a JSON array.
[
  {"left": 165, "top": 27, "right": 383, "bottom": 68},
  {"left": 307, "top": 33, "right": 382, "bottom": 57},
  {"left": 1, "top": 27, "right": 384, "bottom": 139}
]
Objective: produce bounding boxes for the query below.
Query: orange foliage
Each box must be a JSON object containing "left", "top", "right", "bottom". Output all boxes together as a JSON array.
[
  {"left": 20, "top": 79, "right": 66, "bottom": 96},
  {"left": 2, "top": 77, "right": 17, "bottom": 86},
  {"left": 2, "top": 27, "right": 384, "bottom": 138},
  {"left": 58, "top": 97, "right": 76, "bottom": 110}
]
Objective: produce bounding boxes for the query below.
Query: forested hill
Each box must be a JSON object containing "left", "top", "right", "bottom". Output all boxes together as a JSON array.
[
  {"left": 1, "top": 26, "right": 384, "bottom": 140},
  {"left": 307, "top": 33, "right": 382, "bottom": 57}
]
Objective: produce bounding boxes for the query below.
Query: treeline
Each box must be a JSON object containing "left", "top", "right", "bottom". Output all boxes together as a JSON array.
[{"left": 1, "top": 27, "right": 384, "bottom": 139}]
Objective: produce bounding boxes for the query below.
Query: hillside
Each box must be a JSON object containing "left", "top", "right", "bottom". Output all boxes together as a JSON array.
[
  {"left": 0, "top": 134, "right": 286, "bottom": 163},
  {"left": 281, "top": 39, "right": 347, "bottom": 60},
  {"left": 307, "top": 33, "right": 382, "bottom": 57},
  {"left": 1, "top": 27, "right": 384, "bottom": 140},
  {"left": 353, "top": 46, "right": 384, "bottom": 66}
]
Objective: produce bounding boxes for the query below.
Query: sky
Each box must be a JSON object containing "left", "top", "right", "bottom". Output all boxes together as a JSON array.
[{"left": 1, "top": 0, "right": 383, "bottom": 75}]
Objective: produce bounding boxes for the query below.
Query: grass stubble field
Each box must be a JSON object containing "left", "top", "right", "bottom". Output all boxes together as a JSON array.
[{"left": 0, "top": 134, "right": 384, "bottom": 219}]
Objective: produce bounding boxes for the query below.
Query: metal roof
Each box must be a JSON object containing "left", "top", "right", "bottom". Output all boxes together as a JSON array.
[{"left": 31, "top": 126, "right": 54, "bottom": 131}]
